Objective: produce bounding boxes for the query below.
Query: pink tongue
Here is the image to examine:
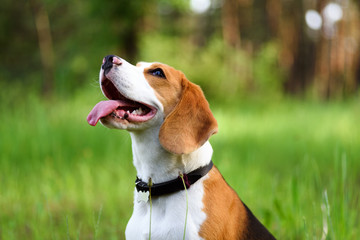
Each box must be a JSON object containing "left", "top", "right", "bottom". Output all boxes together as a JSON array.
[{"left": 87, "top": 100, "right": 123, "bottom": 126}]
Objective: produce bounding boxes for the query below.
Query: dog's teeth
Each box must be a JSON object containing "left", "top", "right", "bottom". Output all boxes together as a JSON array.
[
  {"left": 136, "top": 108, "right": 143, "bottom": 115},
  {"left": 128, "top": 108, "right": 145, "bottom": 116},
  {"left": 131, "top": 109, "right": 140, "bottom": 115}
]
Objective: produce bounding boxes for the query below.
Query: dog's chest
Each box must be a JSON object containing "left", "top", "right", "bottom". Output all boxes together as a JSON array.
[{"left": 125, "top": 177, "right": 207, "bottom": 240}]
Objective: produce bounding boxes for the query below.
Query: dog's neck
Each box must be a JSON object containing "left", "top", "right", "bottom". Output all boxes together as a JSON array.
[{"left": 129, "top": 127, "right": 213, "bottom": 184}]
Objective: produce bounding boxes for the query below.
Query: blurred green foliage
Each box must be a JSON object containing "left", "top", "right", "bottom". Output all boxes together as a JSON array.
[{"left": 1, "top": 0, "right": 359, "bottom": 99}]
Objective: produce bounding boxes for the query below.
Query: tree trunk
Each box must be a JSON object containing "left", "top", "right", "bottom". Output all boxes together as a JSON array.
[
  {"left": 281, "top": 0, "right": 316, "bottom": 95},
  {"left": 29, "top": 0, "right": 54, "bottom": 96},
  {"left": 314, "top": 0, "right": 360, "bottom": 99},
  {"left": 222, "top": 0, "right": 241, "bottom": 48}
]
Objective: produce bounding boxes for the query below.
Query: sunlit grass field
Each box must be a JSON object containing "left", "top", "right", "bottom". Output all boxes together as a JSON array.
[{"left": 1, "top": 86, "right": 359, "bottom": 239}]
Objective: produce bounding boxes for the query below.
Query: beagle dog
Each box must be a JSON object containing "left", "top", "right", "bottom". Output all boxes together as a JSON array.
[{"left": 87, "top": 55, "right": 276, "bottom": 240}]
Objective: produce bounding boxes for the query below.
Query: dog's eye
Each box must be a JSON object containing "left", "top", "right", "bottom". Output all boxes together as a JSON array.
[{"left": 150, "top": 68, "right": 166, "bottom": 78}]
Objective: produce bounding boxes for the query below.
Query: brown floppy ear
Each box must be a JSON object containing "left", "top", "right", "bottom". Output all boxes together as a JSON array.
[{"left": 159, "top": 78, "right": 218, "bottom": 155}]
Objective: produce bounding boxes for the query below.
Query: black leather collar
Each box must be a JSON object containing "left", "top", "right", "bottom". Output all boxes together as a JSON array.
[{"left": 135, "top": 161, "right": 214, "bottom": 197}]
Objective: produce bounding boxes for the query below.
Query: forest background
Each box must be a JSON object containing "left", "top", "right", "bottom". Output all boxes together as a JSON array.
[{"left": 0, "top": 0, "right": 359, "bottom": 239}]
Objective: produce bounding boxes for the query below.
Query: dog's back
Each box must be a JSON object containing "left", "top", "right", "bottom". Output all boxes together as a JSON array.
[{"left": 200, "top": 167, "right": 276, "bottom": 240}]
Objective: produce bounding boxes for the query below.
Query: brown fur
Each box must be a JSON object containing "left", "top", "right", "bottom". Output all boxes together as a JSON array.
[
  {"left": 144, "top": 63, "right": 218, "bottom": 155},
  {"left": 144, "top": 63, "right": 183, "bottom": 116},
  {"left": 200, "top": 167, "right": 248, "bottom": 239},
  {"left": 200, "top": 168, "right": 276, "bottom": 240}
]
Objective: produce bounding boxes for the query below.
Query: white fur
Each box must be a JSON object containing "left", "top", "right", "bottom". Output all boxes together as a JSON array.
[
  {"left": 99, "top": 59, "right": 164, "bottom": 131},
  {"left": 99, "top": 58, "right": 212, "bottom": 239}
]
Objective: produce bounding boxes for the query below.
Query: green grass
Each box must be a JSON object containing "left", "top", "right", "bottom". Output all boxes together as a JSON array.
[{"left": 1, "top": 86, "right": 359, "bottom": 239}]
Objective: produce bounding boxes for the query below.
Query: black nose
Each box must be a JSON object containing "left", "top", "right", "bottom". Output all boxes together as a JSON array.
[{"left": 102, "top": 55, "right": 122, "bottom": 75}]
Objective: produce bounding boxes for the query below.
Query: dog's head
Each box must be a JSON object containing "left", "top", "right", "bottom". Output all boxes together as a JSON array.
[{"left": 87, "top": 55, "right": 218, "bottom": 154}]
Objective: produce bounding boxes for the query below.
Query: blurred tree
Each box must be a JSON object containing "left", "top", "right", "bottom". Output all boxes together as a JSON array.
[
  {"left": 1, "top": 0, "right": 359, "bottom": 99},
  {"left": 89, "top": 0, "right": 151, "bottom": 62},
  {"left": 222, "top": 0, "right": 241, "bottom": 48},
  {"left": 0, "top": 0, "right": 39, "bottom": 83},
  {"left": 280, "top": 0, "right": 317, "bottom": 95},
  {"left": 260, "top": 0, "right": 359, "bottom": 99},
  {"left": 29, "top": 0, "right": 54, "bottom": 96},
  {"left": 314, "top": 0, "right": 360, "bottom": 98}
]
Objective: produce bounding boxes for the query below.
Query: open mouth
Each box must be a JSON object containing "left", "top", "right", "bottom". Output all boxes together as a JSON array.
[{"left": 87, "top": 76, "right": 157, "bottom": 126}]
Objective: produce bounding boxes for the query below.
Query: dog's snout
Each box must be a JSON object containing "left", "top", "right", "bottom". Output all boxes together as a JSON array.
[{"left": 102, "top": 55, "right": 122, "bottom": 75}]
